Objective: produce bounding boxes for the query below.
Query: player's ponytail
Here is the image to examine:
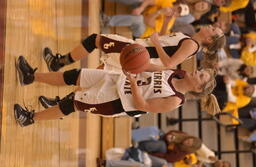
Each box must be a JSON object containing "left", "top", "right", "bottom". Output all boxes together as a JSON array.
[{"left": 200, "top": 94, "right": 221, "bottom": 115}]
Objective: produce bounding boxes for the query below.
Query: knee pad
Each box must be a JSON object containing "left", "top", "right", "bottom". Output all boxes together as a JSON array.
[
  {"left": 59, "top": 93, "right": 75, "bottom": 115},
  {"left": 81, "top": 33, "right": 97, "bottom": 53},
  {"left": 63, "top": 69, "right": 81, "bottom": 85}
]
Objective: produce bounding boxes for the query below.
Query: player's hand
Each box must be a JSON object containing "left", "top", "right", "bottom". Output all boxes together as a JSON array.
[
  {"left": 123, "top": 69, "right": 137, "bottom": 85},
  {"left": 150, "top": 32, "right": 160, "bottom": 45}
]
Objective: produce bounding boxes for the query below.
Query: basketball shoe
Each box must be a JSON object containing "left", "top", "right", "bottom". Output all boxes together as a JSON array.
[
  {"left": 39, "top": 95, "right": 60, "bottom": 109},
  {"left": 43, "top": 47, "right": 63, "bottom": 72},
  {"left": 16, "top": 56, "right": 37, "bottom": 85},
  {"left": 14, "top": 104, "right": 34, "bottom": 127},
  {"left": 38, "top": 96, "right": 64, "bottom": 120}
]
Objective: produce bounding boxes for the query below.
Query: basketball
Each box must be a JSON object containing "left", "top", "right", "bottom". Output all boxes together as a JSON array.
[{"left": 120, "top": 43, "right": 150, "bottom": 74}]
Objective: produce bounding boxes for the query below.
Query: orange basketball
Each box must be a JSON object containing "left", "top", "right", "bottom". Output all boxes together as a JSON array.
[{"left": 120, "top": 44, "right": 150, "bottom": 74}]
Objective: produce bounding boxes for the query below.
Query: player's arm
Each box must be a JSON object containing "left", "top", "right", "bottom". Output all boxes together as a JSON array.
[
  {"left": 125, "top": 71, "right": 181, "bottom": 113},
  {"left": 145, "top": 96, "right": 182, "bottom": 113},
  {"left": 131, "top": 83, "right": 181, "bottom": 113},
  {"left": 150, "top": 33, "right": 198, "bottom": 68},
  {"left": 124, "top": 72, "right": 149, "bottom": 111},
  {"left": 145, "top": 63, "right": 170, "bottom": 72}
]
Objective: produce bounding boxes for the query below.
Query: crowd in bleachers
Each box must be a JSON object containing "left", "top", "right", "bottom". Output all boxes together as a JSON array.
[
  {"left": 97, "top": 0, "right": 256, "bottom": 166},
  {"left": 98, "top": 127, "right": 232, "bottom": 167}
]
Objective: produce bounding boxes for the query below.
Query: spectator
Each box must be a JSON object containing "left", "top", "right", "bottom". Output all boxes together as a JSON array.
[
  {"left": 219, "top": 0, "right": 249, "bottom": 13},
  {"left": 101, "top": 0, "right": 179, "bottom": 38},
  {"left": 240, "top": 32, "right": 256, "bottom": 66},
  {"left": 97, "top": 146, "right": 168, "bottom": 167},
  {"left": 139, "top": 130, "right": 202, "bottom": 163},
  {"left": 196, "top": 144, "right": 217, "bottom": 163},
  {"left": 202, "top": 160, "right": 231, "bottom": 167},
  {"left": 217, "top": 58, "right": 254, "bottom": 81},
  {"left": 225, "top": 22, "right": 242, "bottom": 58},
  {"left": 238, "top": 97, "right": 256, "bottom": 131},
  {"left": 239, "top": 130, "right": 256, "bottom": 143}
]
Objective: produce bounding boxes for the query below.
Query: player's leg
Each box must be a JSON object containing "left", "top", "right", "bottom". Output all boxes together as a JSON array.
[
  {"left": 34, "top": 72, "right": 66, "bottom": 86},
  {"left": 16, "top": 56, "right": 81, "bottom": 86},
  {"left": 43, "top": 34, "right": 133, "bottom": 71},
  {"left": 43, "top": 33, "right": 99, "bottom": 71},
  {"left": 37, "top": 64, "right": 113, "bottom": 88},
  {"left": 14, "top": 93, "right": 76, "bottom": 127},
  {"left": 44, "top": 33, "right": 104, "bottom": 72},
  {"left": 37, "top": 68, "right": 109, "bottom": 109},
  {"left": 39, "top": 96, "right": 60, "bottom": 109},
  {"left": 13, "top": 104, "right": 65, "bottom": 127},
  {"left": 16, "top": 55, "right": 64, "bottom": 86},
  {"left": 34, "top": 69, "right": 81, "bottom": 86}
]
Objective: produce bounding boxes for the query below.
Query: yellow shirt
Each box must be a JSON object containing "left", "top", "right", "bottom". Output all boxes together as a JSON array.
[
  {"left": 241, "top": 32, "right": 256, "bottom": 65},
  {"left": 140, "top": 17, "right": 176, "bottom": 38},
  {"left": 155, "top": 0, "right": 174, "bottom": 8},
  {"left": 241, "top": 46, "right": 256, "bottom": 66},
  {"left": 220, "top": 0, "right": 249, "bottom": 12},
  {"left": 143, "top": 0, "right": 175, "bottom": 15},
  {"left": 222, "top": 80, "right": 251, "bottom": 124},
  {"left": 174, "top": 154, "right": 197, "bottom": 167},
  {"left": 140, "top": 0, "right": 176, "bottom": 38}
]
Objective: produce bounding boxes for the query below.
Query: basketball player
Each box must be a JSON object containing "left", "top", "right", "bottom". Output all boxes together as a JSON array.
[
  {"left": 14, "top": 56, "right": 216, "bottom": 127},
  {"left": 42, "top": 25, "right": 225, "bottom": 72}
]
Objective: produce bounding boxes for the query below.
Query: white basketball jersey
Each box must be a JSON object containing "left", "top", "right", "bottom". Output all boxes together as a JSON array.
[
  {"left": 117, "top": 70, "right": 177, "bottom": 111},
  {"left": 135, "top": 32, "right": 190, "bottom": 47},
  {"left": 101, "top": 32, "right": 193, "bottom": 70}
]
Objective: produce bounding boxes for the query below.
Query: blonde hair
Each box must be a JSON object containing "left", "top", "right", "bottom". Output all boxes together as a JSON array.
[
  {"left": 206, "top": 34, "right": 226, "bottom": 54},
  {"left": 200, "top": 52, "right": 218, "bottom": 69},
  {"left": 188, "top": 68, "right": 217, "bottom": 97},
  {"left": 201, "top": 94, "right": 221, "bottom": 115},
  {"left": 187, "top": 68, "right": 220, "bottom": 115}
]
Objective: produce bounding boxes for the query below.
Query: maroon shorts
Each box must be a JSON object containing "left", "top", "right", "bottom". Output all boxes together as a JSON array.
[
  {"left": 74, "top": 99, "right": 125, "bottom": 116},
  {"left": 99, "top": 35, "right": 131, "bottom": 54}
]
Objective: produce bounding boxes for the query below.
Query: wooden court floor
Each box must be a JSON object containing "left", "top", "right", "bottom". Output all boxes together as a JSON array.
[{"left": 0, "top": 0, "right": 101, "bottom": 167}]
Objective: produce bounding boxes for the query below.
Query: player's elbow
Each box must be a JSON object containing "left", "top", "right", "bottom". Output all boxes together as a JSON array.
[
  {"left": 134, "top": 102, "right": 148, "bottom": 112},
  {"left": 164, "top": 61, "right": 175, "bottom": 69},
  {"left": 134, "top": 103, "right": 157, "bottom": 113},
  {"left": 161, "top": 57, "right": 176, "bottom": 68}
]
